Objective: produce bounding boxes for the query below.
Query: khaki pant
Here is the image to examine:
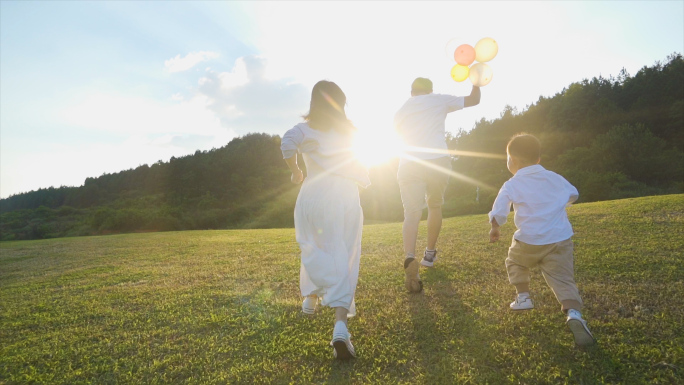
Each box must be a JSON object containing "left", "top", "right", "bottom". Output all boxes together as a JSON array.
[
  {"left": 506, "top": 238, "right": 583, "bottom": 312},
  {"left": 397, "top": 156, "right": 452, "bottom": 212}
]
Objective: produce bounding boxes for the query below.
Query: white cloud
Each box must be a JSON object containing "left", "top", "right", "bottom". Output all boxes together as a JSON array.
[
  {"left": 197, "top": 55, "right": 309, "bottom": 135},
  {"left": 165, "top": 51, "right": 220, "bottom": 73},
  {"left": 61, "top": 93, "right": 227, "bottom": 136},
  {"left": 60, "top": 54, "right": 310, "bottom": 139}
]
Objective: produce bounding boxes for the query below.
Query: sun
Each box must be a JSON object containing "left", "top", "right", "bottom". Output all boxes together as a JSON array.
[{"left": 353, "top": 128, "right": 404, "bottom": 167}]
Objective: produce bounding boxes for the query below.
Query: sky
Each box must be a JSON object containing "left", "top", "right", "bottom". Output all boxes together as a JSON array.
[{"left": 1, "top": 1, "right": 683, "bottom": 199}]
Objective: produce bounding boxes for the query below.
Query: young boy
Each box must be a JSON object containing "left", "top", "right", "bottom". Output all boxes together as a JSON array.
[{"left": 488, "top": 133, "right": 595, "bottom": 347}]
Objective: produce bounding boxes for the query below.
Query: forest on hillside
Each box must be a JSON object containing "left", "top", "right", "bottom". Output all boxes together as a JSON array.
[{"left": 1, "top": 54, "right": 682, "bottom": 241}]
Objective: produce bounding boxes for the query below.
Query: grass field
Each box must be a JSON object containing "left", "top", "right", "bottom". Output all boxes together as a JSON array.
[{"left": 1, "top": 194, "right": 683, "bottom": 384}]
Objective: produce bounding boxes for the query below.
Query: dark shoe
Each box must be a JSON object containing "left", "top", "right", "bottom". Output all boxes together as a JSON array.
[{"left": 404, "top": 257, "right": 423, "bottom": 293}]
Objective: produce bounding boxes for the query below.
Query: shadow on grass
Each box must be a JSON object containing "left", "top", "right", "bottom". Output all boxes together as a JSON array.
[
  {"left": 406, "top": 266, "right": 499, "bottom": 383},
  {"left": 326, "top": 358, "right": 358, "bottom": 383},
  {"left": 404, "top": 265, "right": 626, "bottom": 383}
]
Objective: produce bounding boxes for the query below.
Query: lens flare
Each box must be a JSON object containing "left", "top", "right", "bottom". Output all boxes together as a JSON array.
[
  {"left": 401, "top": 153, "right": 498, "bottom": 191},
  {"left": 353, "top": 129, "right": 403, "bottom": 167}
]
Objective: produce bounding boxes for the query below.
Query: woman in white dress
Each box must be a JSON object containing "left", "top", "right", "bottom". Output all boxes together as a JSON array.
[{"left": 280, "top": 80, "right": 370, "bottom": 360}]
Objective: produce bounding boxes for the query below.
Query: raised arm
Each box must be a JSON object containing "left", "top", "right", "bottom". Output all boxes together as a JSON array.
[{"left": 464, "top": 86, "right": 481, "bottom": 107}]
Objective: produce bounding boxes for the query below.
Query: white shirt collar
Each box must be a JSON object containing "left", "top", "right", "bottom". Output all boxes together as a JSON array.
[{"left": 515, "top": 164, "right": 545, "bottom": 176}]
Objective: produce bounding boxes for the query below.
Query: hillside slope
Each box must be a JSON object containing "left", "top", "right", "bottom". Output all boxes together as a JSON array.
[{"left": 1, "top": 195, "right": 682, "bottom": 384}]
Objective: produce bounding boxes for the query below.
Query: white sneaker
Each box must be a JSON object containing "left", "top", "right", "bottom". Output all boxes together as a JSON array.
[
  {"left": 302, "top": 296, "right": 318, "bottom": 315},
  {"left": 566, "top": 309, "right": 596, "bottom": 347},
  {"left": 420, "top": 249, "right": 438, "bottom": 267},
  {"left": 510, "top": 294, "right": 534, "bottom": 310},
  {"left": 330, "top": 321, "right": 356, "bottom": 360}
]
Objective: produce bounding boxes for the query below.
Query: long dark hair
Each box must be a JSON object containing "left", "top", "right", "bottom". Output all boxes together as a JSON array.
[{"left": 304, "top": 80, "right": 355, "bottom": 134}]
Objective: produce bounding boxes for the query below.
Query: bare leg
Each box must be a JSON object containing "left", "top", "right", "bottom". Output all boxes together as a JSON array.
[
  {"left": 426, "top": 206, "right": 442, "bottom": 250},
  {"left": 402, "top": 209, "right": 422, "bottom": 257},
  {"left": 335, "top": 307, "right": 348, "bottom": 325}
]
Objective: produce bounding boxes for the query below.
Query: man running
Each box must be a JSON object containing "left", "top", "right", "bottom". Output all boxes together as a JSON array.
[{"left": 394, "top": 77, "right": 481, "bottom": 293}]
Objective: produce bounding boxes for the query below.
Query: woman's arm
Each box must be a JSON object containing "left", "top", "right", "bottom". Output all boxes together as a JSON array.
[
  {"left": 281, "top": 126, "right": 305, "bottom": 184},
  {"left": 285, "top": 155, "right": 304, "bottom": 184}
]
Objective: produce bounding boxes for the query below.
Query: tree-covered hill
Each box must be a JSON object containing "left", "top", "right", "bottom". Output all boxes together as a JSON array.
[{"left": 1, "top": 54, "right": 682, "bottom": 240}]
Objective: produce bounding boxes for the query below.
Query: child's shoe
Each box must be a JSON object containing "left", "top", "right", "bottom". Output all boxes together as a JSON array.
[
  {"left": 420, "top": 249, "right": 438, "bottom": 267},
  {"left": 330, "top": 321, "right": 356, "bottom": 360},
  {"left": 302, "top": 296, "right": 318, "bottom": 315},
  {"left": 509, "top": 293, "right": 534, "bottom": 310},
  {"left": 404, "top": 255, "right": 423, "bottom": 293},
  {"left": 566, "top": 309, "right": 596, "bottom": 347}
]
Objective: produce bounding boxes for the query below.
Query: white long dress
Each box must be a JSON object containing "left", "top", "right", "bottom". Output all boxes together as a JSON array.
[{"left": 281, "top": 123, "right": 370, "bottom": 317}]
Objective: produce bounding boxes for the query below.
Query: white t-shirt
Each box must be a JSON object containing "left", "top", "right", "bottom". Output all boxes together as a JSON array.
[
  {"left": 281, "top": 122, "right": 370, "bottom": 188},
  {"left": 488, "top": 164, "right": 579, "bottom": 245},
  {"left": 394, "top": 93, "right": 465, "bottom": 164}
]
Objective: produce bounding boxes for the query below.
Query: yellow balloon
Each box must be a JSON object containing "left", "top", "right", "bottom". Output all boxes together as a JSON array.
[
  {"left": 474, "top": 37, "right": 498, "bottom": 62},
  {"left": 450, "top": 64, "right": 469, "bottom": 82},
  {"left": 469, "top": 63, "right": 493, "bottom": 87}
]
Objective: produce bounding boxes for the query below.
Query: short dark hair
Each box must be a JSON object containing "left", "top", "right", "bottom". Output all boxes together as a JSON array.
[
  {"left": 411, "top": 77, "right": 433, "bottom": 94},
  {"left": 507, "top": 133, "right": 541, "bottom": 164}
]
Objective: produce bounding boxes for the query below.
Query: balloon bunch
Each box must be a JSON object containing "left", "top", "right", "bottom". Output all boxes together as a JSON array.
[{"left": 449, "top": 37, "right": 498, "bottom": 87}]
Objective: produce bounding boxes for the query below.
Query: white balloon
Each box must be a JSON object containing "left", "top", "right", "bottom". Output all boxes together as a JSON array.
[
  {"left": 469, "top": 63, "right": 494, "bottom": 87},
  {"left": 444, "top": 38, "right": 462, "bottom": 61}
]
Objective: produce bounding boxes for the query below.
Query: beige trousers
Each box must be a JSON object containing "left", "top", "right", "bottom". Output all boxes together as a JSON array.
[{"left": 506, "top": 237, "right": 583, "bottom": 312}]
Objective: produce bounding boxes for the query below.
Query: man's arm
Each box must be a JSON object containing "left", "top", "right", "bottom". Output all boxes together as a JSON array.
[
  {"left": 464, "top": 86, "right": 481, "bottom": 107},
  {"left": 566, "top": 181, "right": 579, "bottom": 205}
]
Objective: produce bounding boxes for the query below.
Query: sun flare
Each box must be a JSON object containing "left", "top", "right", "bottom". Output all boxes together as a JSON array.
[{"left": 353, "top": 129, "right": 404, "bottom": 167}]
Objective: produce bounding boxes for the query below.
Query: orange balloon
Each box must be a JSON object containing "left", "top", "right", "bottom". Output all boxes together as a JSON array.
[
  {"left": 450, "top": 64, "right": 469, "bottom": 82},
  {"left": 454, "top": 44, "right": 476, "bottom": 66}
]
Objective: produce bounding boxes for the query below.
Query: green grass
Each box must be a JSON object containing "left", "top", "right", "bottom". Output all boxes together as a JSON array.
[{"left": 1, "top": 194, "right": 683, "bottom": 384}]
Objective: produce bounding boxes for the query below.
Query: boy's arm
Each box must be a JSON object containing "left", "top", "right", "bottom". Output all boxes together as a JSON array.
[
  {"left": 488, "top": 183, "right": 511, "bottom": 243},
  {"left": 489, "top": 218, "right": 501, "bottom": 243}
]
